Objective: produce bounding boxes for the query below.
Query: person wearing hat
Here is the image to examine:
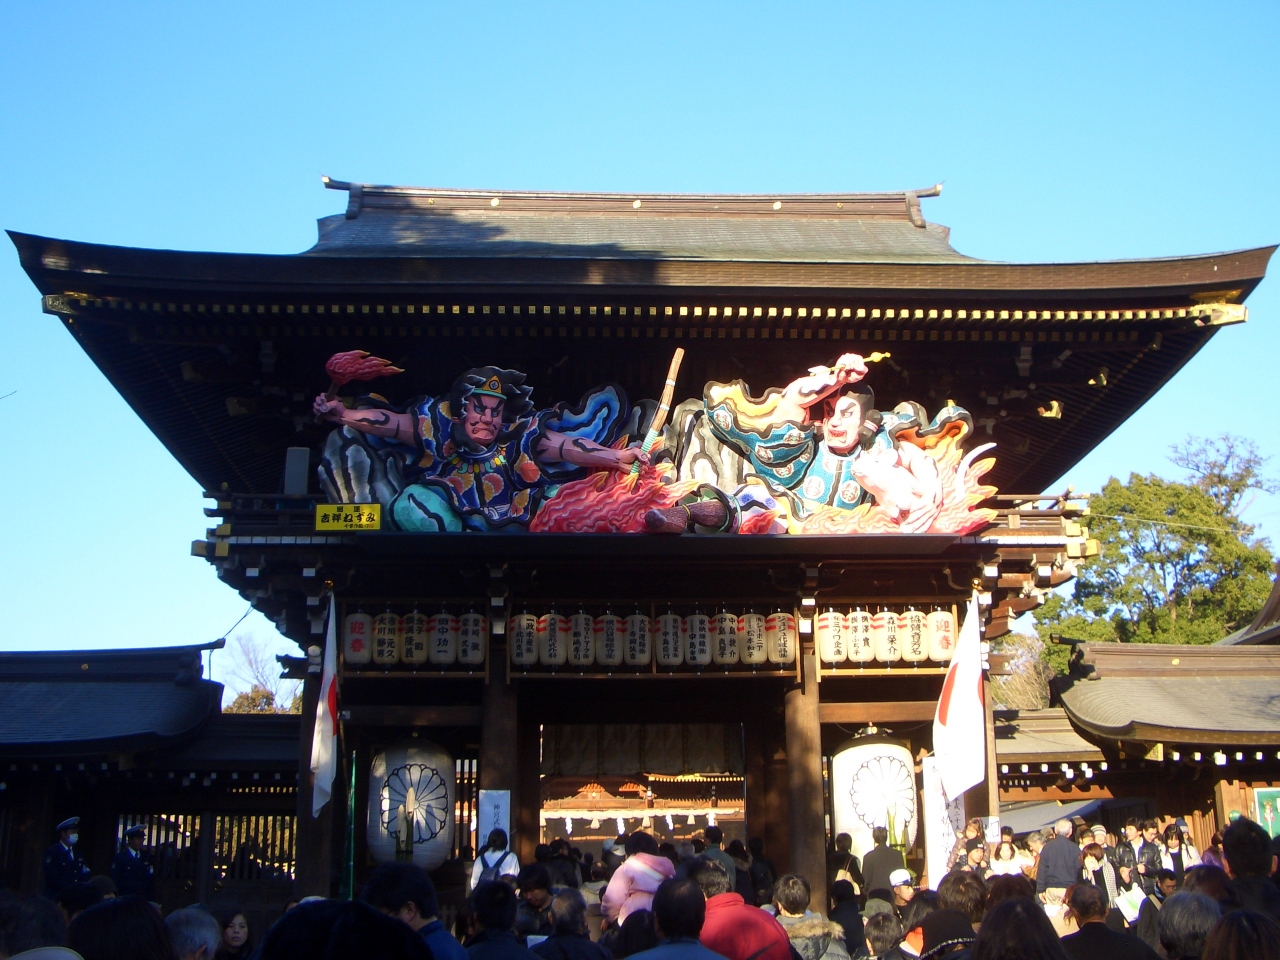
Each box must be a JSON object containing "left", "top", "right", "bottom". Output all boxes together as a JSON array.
[
  {"left": 889, "top": 870, "right": 915, "bottom": 911},
  {"left": 42, "top": 817, "right": 90, "bottom": 898},
  {"left": 111, "top": 824, "right": 156, "bottom": 900},
  {"left": 917, "top": 909, "right": 975, "bottom": 960}
]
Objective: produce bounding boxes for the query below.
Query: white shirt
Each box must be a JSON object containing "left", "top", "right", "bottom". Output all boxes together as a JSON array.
[{"left": 469, "top": 848, "right": 520, "bottom": 890}]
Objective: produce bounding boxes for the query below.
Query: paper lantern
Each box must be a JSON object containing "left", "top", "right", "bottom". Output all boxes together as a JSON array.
[
  {"left": 739, "top": 612, "right": 767, "bottom": 665},
  {"left": 373, "top": 610, "right": 403, "bottom": 666},
  {"left": 871, "top": 608, "right": 901, "bottom": 663},
  {"left": 343, "top": 611, "right": 373, "bottom": 665},
  {"left": 928, "top": 607, "right": 957, "bottom": 662},
  {"left": 567, "top": 611, "right": 594, "bottom": 667},
  {"left": 685, "top": 610, "right": 711, "bottom": 666},
  {"left": 829, "top": 736, "right": 919, "bottom": 861},
  {"left": 902, "top": 608, "right": 929, "bottom": 663},
  {"left": 402, "top": 609, "right": 429, "bottom": 666},
  {"left": 509, "top": 611, "right": 538, "bottom": 667},
  {"left": 817, "top": 608, "right": 848, "bottom": 664},
  {"left": 712, "top": 610, "right": 740, "bottom": 665},
  {"left": 367, "top": 741, "right": 456, "bottom": 870},
  {"left": 847, "top": 607, "right": 874, "bottom": 663},
  {"left": 429, "top": 609, "right": 458, "bottom": 665},
  {"left": 594, "top": 611, "right": 624, "bottom": 667},
  {"left": 625, "top": 610, "right": 652, "bottom": 666},
  {"left": 656, "top": 610, "right": 685, "bottom": 666},
  {"left": 458, "top": 611, "right": 487, "bottom": 665},
  {"left": 766, "top": 610, "right": 796, "bottom": 664},
  {"left": 538, "top": 610, "right": 569, "bottom": 667}
]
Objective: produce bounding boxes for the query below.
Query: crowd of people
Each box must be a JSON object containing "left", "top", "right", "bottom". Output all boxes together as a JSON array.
[{"left": 5, "top": 818, "right": 1280, "bottom": 960}]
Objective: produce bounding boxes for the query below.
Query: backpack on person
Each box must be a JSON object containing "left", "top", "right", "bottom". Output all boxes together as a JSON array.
[{"left": 477, "top": 849, "right": 514, "bottom": 884}]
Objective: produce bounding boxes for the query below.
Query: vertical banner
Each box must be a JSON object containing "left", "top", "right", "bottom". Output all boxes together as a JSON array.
[
  {"left": 922, "top": 756, "right": 965, "bottom": 890},
  {"left": 477, "top": 789, "right": 512, "bottom": 848}
]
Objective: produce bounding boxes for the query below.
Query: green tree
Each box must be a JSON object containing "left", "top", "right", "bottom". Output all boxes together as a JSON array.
[{"left": 1037, "top": 435, "right": 1275, "bottom": 666}]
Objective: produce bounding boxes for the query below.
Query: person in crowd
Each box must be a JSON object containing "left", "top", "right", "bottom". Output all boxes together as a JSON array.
[
  {"left": 691, "top": 841, "right": 706, "bottom": 856},
  {"left": 1080, "top": 842, "right": 1122, "bottom": 908},
  {"left": 362, "top": 861, "right": 468, "bottom": 960},
  {"left": 603, "top": 833, "right": 677, "bottom": 928},
  {"left": 688, "top": 858, "right": 789, "bottom": 960},
  {"left": 970, "top": 898, "right": 1064, "bottom": 960},
  {"left": 863, "top": 913, "right": 904, "bottom": 960},
  {"left": 1157, "top": 892, "right": 1221, "bottom": 960},
  {"left": 67, "top": 897, "right": 179, "bottom": 960},
  {"left": 1198, "top": 832, "right": 1225, "bottom": 871},
  {"left": 166, "top": 907, "right": 223, "bottom": 960},
  {"left": 212, "top": 911, "right": 250, "bottom": 960},
  {"left": 1060, "top": 883, "right": 1157, "bottom": 960},
  {"left": 1162, "top": 825, "right": 1201, "bottom": 884},
  {"left": 674, "top": 844, "right": 698, "bottom": 882},
  {"left": 982, "top": 876, "right": 1033, "bottom": 916},
  {"left": 627, "top": 879, "right": 725, "bottom": 960},
  {"left": 862, "top": 892, "right": 896, "bottom": 924},
  {"left": 468, "top": 881, "right": 539, "bottom": 960},
  {"left": 863, "top": 828, "right": 906, "bottom": 897},
  {"left": 517, "top": 865, "right": 556, "bottom": 940},
  {"left": 1221, "top": 818, "right": 1280, "bottom": 923},
  {"left": 1182, "top": 865, "right": 1236, "bottom": 910},
  {"left": 55, "top": 884, "right": 103, "bottom": 924},
  {"left": 889, "top": 871, "right": 916, "bottom": 912},
  {"left": 959, "top": 848, "right": 989, "bottom": 881},
  {"left": 986, "top": 840, "right": 1022, "bottom": 878},
  {"left": 86, "top": 877, "right": 117, "bottom": 902},
  {"left": 1201, "top": 909, "right": 1280, "bottom": 960},
  {"left": 110, "top": 825, "right": 155, "bottom": 902},
  {"left": 610, "top": 909, "right": 659, "bottom": 959},
  {"left": 473, "top": 830, "right": 522, "bottom": 891},
  {"left": 659, "top": 845, "right": 681, "bottom": 871},
  {"left": 946, "top": 822, "right": 983, "bottom": 873},
  {"left": 897, "top": 893, "right": 938, "bottom": 959},
  {"left": 1134, "top": 871, "right": 1179, "bottom": 954},
  {"left": 1111, "top": 825, "right": 1137, "bottom": 890},
  {"left": 546, "top": 840, "right": 583, "bottom": 890},
  {"left": 43, "top": 818, "right": 91, "bottom": 901},
  {"left": 771, "top": 875, "right": 849, "bottom": 960},
  {"left": 701, "top": 829, "right": 736, "bottom": 889},
  {"left": 749, "top": 839, "right": 777, "bottom": 909},
  {"left": 1133, "top": 821, "right": 1164, "bottom": 895},
  {"left": 582, "top": 862, "right": 611, "bottom": 903},
  {"left": 1036, "top": 820, "right": 1081, "bottom": 905},
  {"left": 827, "top": 835, "right": 864, "bottom": 895},
  {"left": 530, "top": 890, "right": 610, "bottom": 960},
  {"left": 256, "top": 899, "right": 432, "bottom": 960},
  {"left": 0, "top": 891, "right": 74, "bottom": 960},
  {"left": 936, "top": 873, "right": 984, "bottom": 933},
  {"left": 827, "top": 882, "right": 864, "bottom": 958},
  {"left": 1023, "top": 831, "right": 1045, "bottom": 883},
  {"left": 724, "top": 842, "right": 755, "bottom": 904},
  {"left": 603, "top": 839, "right": 627, "bottom": 875},
  {"left": 917, "top": 908, "right": 975, "bottom": 960}
]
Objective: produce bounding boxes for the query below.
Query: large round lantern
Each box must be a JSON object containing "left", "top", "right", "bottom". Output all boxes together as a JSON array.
[
  {"left": 509, "top": 611, "right": 539, "bottom": 667},
  {"left": 847, "top": 607, "right": 874, "bottom": 663},
  {"left": 373, "top": 610, "right": 403, "bottom": 666},
  {"left": 685, "top": 610, "right": 711, "bottom": 666},
  {"left": 538, "top": 610, "right": 568, "bottom": 667},
  {"left": 927, "top": 607, "right": 957, "bottom": 662},
  {"left": 367, "top": 741, "right": 456, "bottom": 870},
  {"left": 713, "top": 609, "right": 740, "bottom": 665},
  {"left": 343, "top": 611, "right": 373, "bottom": 665},
  {"left": 402, "top": 609, "right": 429, "bottom": 666},
  {"left": 568, "top": 610, "right": 595, "bottom": 667},
  {"left": 901, "top": 608, "right": 929, "bottom": 663},
  {"left": 817, "top": 608, "right": 848, "bottom": 665},
  {"left": 656, "top": 610, "right": 684, "bottom": 666},
  {"left": 829, "top": 735, "right": 919, "bottom": 861},
  {"left": 595, "top": 610, "right": 624, "bottom": 667},
  {"left": 625, "top": 610, "right": 652, "bottom": 666},
  {"left": 739, "top": 611, "right": 767, "bottom": 665},
  {"left": 766, "top": 610, "right": 796, "bottom": 664},
  {"left": 458, "top": 611, "right": 487, "bottom": 665}
]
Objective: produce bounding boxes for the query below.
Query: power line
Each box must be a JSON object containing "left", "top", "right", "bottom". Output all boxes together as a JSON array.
[{"left": 1090, "top": 513, "right": 1246, "bottom": 534}]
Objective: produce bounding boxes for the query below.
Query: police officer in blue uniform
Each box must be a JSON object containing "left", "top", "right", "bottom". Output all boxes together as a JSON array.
[
  {"left": 42, "top": 816, "right": 90, "bottom": 898},
  {"left": 110, "top": 824, "right": 156, "bottom": 901}
]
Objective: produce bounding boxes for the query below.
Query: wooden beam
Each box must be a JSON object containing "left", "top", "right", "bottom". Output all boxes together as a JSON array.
[
  {"left": 819, "top": 701, "right": 936, "bottom": 724},
  {"left": 1000, "top": 784, "right": 1114, "bottom": 801},
  {"left": 341, "top": 705, "right": 482, "bottom": 727}
]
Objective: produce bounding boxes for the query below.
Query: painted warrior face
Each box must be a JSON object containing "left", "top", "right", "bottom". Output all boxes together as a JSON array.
[
  {"left": 823, "top": 394, "right": 865, "bottom": 455},
  {"left": 458, "top": 395, "right": 504, "bottom": 447}
]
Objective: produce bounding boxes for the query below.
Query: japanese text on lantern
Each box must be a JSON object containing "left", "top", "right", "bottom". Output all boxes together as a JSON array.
[{"left": 316, "top": 503, "right": 382, "bottom": 531}]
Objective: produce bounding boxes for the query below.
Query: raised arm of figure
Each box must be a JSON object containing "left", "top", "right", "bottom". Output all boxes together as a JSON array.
[
  {"left": 774, "top": 353, "right": 869, "bottom": 423},
  {"left": 537, "top": 431, "right": 651, "bottom": 472},
  {"left": 313, "top": 394, "right": 416, "bottom": 446}
]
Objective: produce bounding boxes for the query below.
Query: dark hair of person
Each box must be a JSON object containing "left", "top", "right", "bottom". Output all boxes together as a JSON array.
[
  {"left": 1183, "top": 865, "right": 1234, "bottom": 904},
  {"left": 68, "top": 897, "right": 179, "bottom": 960},
  {"left": 165, "top": 907, "right": 222, "bottom": 960},
  {"left": 216, "top": 909, "right": 252, "bottom": 957},
  {"left": 613, "top": 908, "right": 659, "bottom": 959},
  {"left": 872, "top": 826, "right": 889, "bottom": 845},
  {"left": 626, "top": 832, "right": 659, "bottom": 857},
  {"left": 971, "top": 898, "right": 1068, "bottom": 960},
  {"left": 704, "top": 826, "right": 724, "bottom": 846},
  {"left": 471, "top": 880, "right": 519, "bottom": 931},
  {"left": 549, "top": 838, "right": 569, "bottom": 856},
  {"left": 830, "top": 880, "right": 858, "bottom": 905},
  {"left": 658, "top": 842, "right": 679, "bottom": 867},
  {"left": 726, "top": 839, "right": 748, "bottom": 860},
  {"left": 984, "top": 875, "right": 1034, "bottom": 914},
  {"left": 549, "top": 889, "right": 588, "bottom": 937},
  {"left": 1222, "top": 818, "right": 1275, "bottom": 878},
  {"left": 535, "top": 844, "right": 553, "bottom": 862},
  {"left": 687, "top": 857, "right": 732, "bottom": 899},
  {"left": 1126, "top": 817, "right": 1142, "bottom": 830},
  {"left": 773, "top": 875, "right": 811, "bottom": 915},
  {"left": 834, "top": 833, "right": 852, "bottom": 852},
  {"left": 900, "top": 892, "right": 938, "bottom": 933},
  {"left": 1143, "top": 819, "right": 1161, "bottom": 832},
  {"left": 864, "top": 912, "right": 903, "bottom": 956},
  {"left": 748, "top": 837, "right": 766, "bottom": 858},
  {"left": 1202, "top": 909, "right": 1280, "bottom": 960},
  {"left": 1165, "top": 824, "right": 1185, "bottom": 845},
  {"left": 0, "top": 891, "right": 68, "bottom": 955},
  {"left": 517, "top": 863, "right": 552, "bottom": 893},
  {"left": 937, "top": 870, "right": 987, "bottom": 924},
  {"left": 253, "top": 899, "right": 431, "bottom": 960},
  {"left": 652, "top": 879, "right": 706, "bottom": 940},
  {"left": 1065, "top": 883, "right": 1107, "bottom": 923},
  {"left": 1157, "top": 868, "right": 1178, "bottom": 886},
  {"left": 1079, "top": 842, "right": 1106, "bottom": 867},
  {"left": 691, "top": 838, "right": 705, "bottom": 854},
  {"left": 485, "top": 829, "right": 509, "bottom": 852},
  {"left": 56, "top": 882, "right": 104, "bottom": 919},
  {"left": 1158, "top": 892, "right": 1222, "bottom": 960},
  {"left": 361, "top": 862, "right": 440, "bottom": 921}
]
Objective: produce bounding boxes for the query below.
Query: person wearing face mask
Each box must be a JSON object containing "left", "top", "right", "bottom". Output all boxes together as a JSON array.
[
  {"left": 43, "top": 817, "right": 91, "bottom": 899},
  {"left": 1080, "top": 843, "right": 1122, "bottom": 910}
]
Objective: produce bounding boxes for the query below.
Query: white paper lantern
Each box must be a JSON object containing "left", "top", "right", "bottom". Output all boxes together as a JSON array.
[
  {"left": 847, "top": 607, "right": 874, "bottom": 663},
  {"left": 429, "top": 609, "right": 458, "bottom": 665},
  {"left": 656, "top": 610, "right": 685, "bottom": 666},
  {"left": 458, "top": 611, "right": 487, "bottom": 665},
  {"left": 871, "top": 608, "right": 901, "bottom": 663},
  {"left": 817, "top": 608, "right": 848, "bottom": 664},
  {"left": 829, "top": 737, "right": 919, "bottom": 861},
  {"left": 343, "top": 611, "right": 373, "bottom": 665},
  {"left": 625, "top": 610, "right": 652, "bottom": 666},
  {"left": 538, "top": 611, "right": 569, "bottom": 667},
  {"left": 402, "top": 609, "right": 429, "bottom": 665},
  {"left": 712, "top": 610, "right": 740, "bottom": 665},
  {"left": 509, "top": 612, "right": 539, "bottom": 667},
  {"left": 928, "top": 607, "right": 957, "bottom": 662},
  {"left": 902, "top": 608, "right": 929, "bottom": 663},
  {"left": 739, "top": 612, "right": 767, "bottom": 665},
  {"left": 567, "top": 611, "right": 594, "bottom": 667},
  {"left": 594, "top": 611, "right": 623, "bottom": 667},
  {"left": 373, "top": 610, "right": 403, "bottom": 666},
  {"left": 685, "top": 610, "right": 711, "bottom": 666},
  {"left": 766, "top": 610, "right": 797, "bottom": 664},
  {"left": 367, "top": 741, "right": 456, "bottom": 870}
]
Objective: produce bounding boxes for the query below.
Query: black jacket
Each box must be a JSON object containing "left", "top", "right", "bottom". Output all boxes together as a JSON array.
[
  {"left": 1134, "top": 841, "right": 1162, "bottom": 894},
  {"left": 1035, "top": 837, "right": 1080, "bottom": 892},
  {"left": 111, "top": 848, "right": 156, "bottom": 900},
  {"left": 532, "top": 933, "right": 612, "bottom": 960},
  {"left": 468, "top": 929, "right": 539, "bottom": 960},
  {"left": 861, "top": 846, "right": 904, "bottom": 897},
  {"left": 1230, "top": 876, "right": 1280, "bottom": 925},
  {"left": 1060, "top": 921, "right": 1160, "bottom": 960},
  {"left": 42, "top": 841, "right": 90, "bottom": 898}
]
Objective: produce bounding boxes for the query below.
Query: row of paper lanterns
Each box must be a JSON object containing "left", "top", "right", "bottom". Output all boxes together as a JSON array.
[
  {"left": 343, "top": 609, "right": 488, "bottom": 666},
  {"left": 816, "top": 607, "right": 956, "bottom": 665}
]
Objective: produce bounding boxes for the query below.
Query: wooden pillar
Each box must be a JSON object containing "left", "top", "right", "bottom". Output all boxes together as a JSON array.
[
  {"left": 481, "top": 666, "right": 531, "bottom": 860},
  {"left": 18, "top": 776, "right": 55, "bottom": 895},
  {"left": 763, "top": 718, "right": 791, "bottom": 873},
  {"left": 294, "top": 672, "right": 334, "bottom": 897},
  {"left": 745, "top": 720, "right": 767, "bottom": 842},
  {"left": 785, "top": 648, "right": 826, "bottom": 912},
  {"left": 516, "top": 709, "right": 542, "bottom": 866}
]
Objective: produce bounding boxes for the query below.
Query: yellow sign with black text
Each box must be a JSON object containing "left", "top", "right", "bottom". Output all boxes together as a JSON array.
[{"left": 316, "top": 503, "right": 382, "bottom": 531}]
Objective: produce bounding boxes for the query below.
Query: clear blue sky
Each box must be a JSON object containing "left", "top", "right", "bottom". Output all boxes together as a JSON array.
[{"left": 2, "top": 2, "right": 1277, "bottom": 691}]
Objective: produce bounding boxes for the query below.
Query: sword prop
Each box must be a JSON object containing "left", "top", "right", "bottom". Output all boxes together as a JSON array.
[{"left": 630, "top": 347, "right": 685, "bottom": 476}]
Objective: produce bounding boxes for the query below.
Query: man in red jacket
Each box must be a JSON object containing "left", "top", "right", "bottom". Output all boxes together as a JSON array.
[{"left": 688, "top": 858, "right": 792, "bottom": 960}]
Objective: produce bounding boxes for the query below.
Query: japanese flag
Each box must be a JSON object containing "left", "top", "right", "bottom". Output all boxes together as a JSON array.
[
  {"left": 310, "top": 595, "right": 339, "bottom": 817},
  {"left": 932, "top": 595, "right": 986, "bottom": 802}
]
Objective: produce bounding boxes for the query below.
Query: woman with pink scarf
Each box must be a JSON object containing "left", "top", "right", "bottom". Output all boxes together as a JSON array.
[{"left": 601, "top": 832, "right": 676, "bottom": 926}]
